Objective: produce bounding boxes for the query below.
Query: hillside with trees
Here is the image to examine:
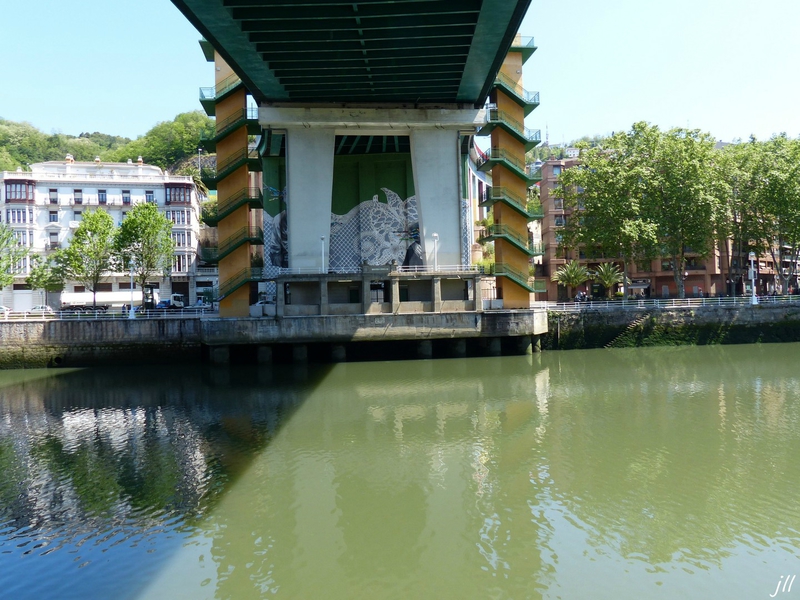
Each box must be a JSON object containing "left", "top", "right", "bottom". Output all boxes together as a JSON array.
[{"left": 0, "top": 111, "right": 214, "bottom": 173}]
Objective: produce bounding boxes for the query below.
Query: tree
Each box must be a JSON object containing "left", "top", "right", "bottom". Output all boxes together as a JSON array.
[
  {"left": 0, "top": 224, "right": 29, "bottom": 289},
  {"left": 558, "top": 123, "right": 660, "bottom": 296},
  {"left": 592, "top": 262, "right": 625, "bottom": 299},
  {"left": 59, "top": 210, "right": 118, "bottom": 309},
  {"left": 115, "top": 203, "right": 174, "bottom": 305},
  {"left": 644, "top": 128, "right": 727, "bottom": 298},
  {"left": 551, "top": 260, "right": 590, "bottom": 300},
  {"left": 26, "top": 254, "right": 65, "bottom": 306}
]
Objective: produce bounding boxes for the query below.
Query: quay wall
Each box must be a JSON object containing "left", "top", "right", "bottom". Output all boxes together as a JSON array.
[
  {"left": 546, "top": 304, "right": 800, "bottom": 350},
  {"left": 0, "top": 310, "right": 547, "bottom": 368}
]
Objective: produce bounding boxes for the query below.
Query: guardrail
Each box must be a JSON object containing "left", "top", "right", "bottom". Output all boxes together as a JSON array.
[
  {"left": 0, "top": 308, "right": 216, "bottom": 321},
  {"left": 537, "top": 295, "right": 800, "bottom": 312}
]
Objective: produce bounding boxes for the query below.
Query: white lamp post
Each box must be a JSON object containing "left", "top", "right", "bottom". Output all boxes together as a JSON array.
[
  {"left": 320, "top": 235, "right": 325, "bottom": 274},
  {"left": 432, "top": 232, "right": 439, "bottom": 272},
  {"left": 749, "top": 251, "right": 758, "bottom": 305},
  {"left": 197, "top": 148, "right": 203, "bottom": 171},
  {"left": 128, "top": 259, "right": 136, "bottom": 319}
]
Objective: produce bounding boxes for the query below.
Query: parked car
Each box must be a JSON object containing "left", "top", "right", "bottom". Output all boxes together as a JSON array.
[{"left": 29, "top": 305, "right": 55, "bottom": 316}]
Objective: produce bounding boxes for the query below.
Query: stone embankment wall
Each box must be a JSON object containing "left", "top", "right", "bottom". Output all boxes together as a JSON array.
[
  {"left": 544, "top": 304, "right": 800, "bottom": 350},
  {"left": 0, "top": 310, "right": 547, "bottom": 368}
]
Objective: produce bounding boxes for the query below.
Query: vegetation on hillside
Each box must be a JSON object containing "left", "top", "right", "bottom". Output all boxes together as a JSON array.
[{"left": 0, "top": 111, "right": 214, "bottom": 173}]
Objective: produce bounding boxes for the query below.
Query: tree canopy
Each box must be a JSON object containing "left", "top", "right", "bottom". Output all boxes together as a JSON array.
[{"left": 115, "top": 203, "right": 175, "bottom": 300}]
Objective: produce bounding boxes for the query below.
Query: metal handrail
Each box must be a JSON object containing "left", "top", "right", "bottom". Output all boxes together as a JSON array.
[
  {"left": 218, "top": 267, "right": 263, "bottom": 299},
  {"left": 538, "top": 294, "right": 800, "bottom": 312},
  {"left": 494, "top": 72, "right": 540, "bottom": 105}
]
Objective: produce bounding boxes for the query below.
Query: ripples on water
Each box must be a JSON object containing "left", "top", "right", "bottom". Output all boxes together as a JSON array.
[{"left": 1, "top": 345, "right": 800, "bottom": 599}]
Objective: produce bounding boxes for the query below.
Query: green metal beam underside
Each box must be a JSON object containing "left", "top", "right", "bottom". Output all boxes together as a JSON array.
[
  {"left": 171, "top": 0, "right": 532, "bottom": 106},
  {"left": 199, "top": 38, "right": 215, "bottom": 62}
]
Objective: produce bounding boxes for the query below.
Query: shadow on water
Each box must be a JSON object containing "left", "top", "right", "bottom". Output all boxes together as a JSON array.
[{"left": 0, "top": 362, "right": 333, "bottom": 600}]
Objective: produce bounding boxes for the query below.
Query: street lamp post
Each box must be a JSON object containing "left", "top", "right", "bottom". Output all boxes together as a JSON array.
[
  {"left": 749, "top": 251, "right": 758, "bottom": 305},
  {"left": 320, "top": 235, "right": 325, "bottom": 274},
  {"left": 128, "top": 260, "right": 136, "bottom": 319},
  {"left": 198, "top": 148, "right": 203, "bottom": 171},
  {"left": 432, "top": 232, "right": 439, "bottom": 272}
]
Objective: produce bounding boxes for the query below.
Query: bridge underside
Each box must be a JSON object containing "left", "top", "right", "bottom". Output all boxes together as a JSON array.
[{"left": 171, "top": 0, "right": 531, "bottom": 106}]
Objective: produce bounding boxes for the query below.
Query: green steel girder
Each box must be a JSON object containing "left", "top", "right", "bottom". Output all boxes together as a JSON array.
[{"left": 171, "top": 0, "right": 532, "bottom": 107}]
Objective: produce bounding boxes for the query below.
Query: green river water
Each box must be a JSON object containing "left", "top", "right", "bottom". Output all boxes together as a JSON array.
[{"left": 1, "top": 344, "right": 799, "bottom": 599}]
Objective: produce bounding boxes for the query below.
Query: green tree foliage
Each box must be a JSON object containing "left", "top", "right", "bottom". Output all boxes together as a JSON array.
[
  {"left": 26, "top": 254, "right": 65, "bottom": 304},
  {"left": 592, "top": 262, "right": 625, "bottom": 299},
  {"left": 551, "top": 260, "right": 590, "bottom": 299},
  {"left": 115, "top": 203, "right": 175, "bottom": 303},
  {"left": 109, "top": 111, "right": 215, "bottom": 169},
  {"left": 58, "top": 210, "right": 118, "bottom": 308},
  {"left": 0, "top": 224, "right": 29, "bottom": 289}
]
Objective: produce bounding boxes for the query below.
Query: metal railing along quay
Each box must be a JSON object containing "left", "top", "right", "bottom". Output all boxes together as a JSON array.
[
  {"left": 0, "top": 308, "right": 216, "bottom": 321},
  {"left": 537, "top": 295, "right": 800, "bottom": 312}
]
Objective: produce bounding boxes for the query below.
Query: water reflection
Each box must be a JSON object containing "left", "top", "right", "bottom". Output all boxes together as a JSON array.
[{"left": 1, "top": 346, "right": 800, "bottom": 599}]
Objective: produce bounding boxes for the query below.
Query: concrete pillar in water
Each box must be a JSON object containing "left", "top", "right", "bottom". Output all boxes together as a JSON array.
[
  {"left": 449, "top": 338, "right": 467, "bottom": 358},
  {"left": 292, "top": 344, "right": 308, "bottom": 363},
  {"left": 257, "top": 345, "right": 273, "bottom": 364},
  {"left": 482, "top": 337, "right": 501, "bottom": 357},
  {"left": 417, "top": 340, "right": 433, "bottom": 359},
  {"left": 533, "top": 336, "right": 542, "bottom": 353},
  {"left": 210, "top": 345, "right": 230, "bottom": 364},
  {"left": 515, "top": 335, "right": 533, "bottom": 355},
  {"left": 331, "top": 344, "right": 347, "bottom": 363}
]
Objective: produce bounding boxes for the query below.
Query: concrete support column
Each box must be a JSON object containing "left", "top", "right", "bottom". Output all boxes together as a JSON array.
[
  {"left": 515, "top": 335, "right": 533, "bottom": 355},
  {"left": 257, "top": 345, "right": 273, "bottom": 364},
  {"left": 391, "top": 278, "right": 400, "bottom": 313},
  {"left": 362, "top": 277, "right": 372, "bottom": 313},
  {"left": 481, "top": 337, "right": 501, "bottom": 357},
  {"left": 277, "top": 281, "right": 286, "bottom": 317},
  {"left": 292, "top": 344, "right": 308, "bottom": 363},
  {"left": 410, "top": 129, "right": 462, "bottom": 268},
  {"left": 210, "top": 345, "right": 230, "bottom": 364},
  {"left": 417, "top": 339, "right": 433, "bottom": 360},
  {"left": 432, "top": 277, "right": 442, "bottom": 312},
  {"left": 286, "top": 128, "right": 335, "bottom": 271},
  {"left": 331, "top": 344, "right": 347, "bottom": 362},
  {"left": 449, "top": 338, "right": 467, "bottom": 358},
  {"left": 533, "top": 336, "right": 542, "bottom": 353},
  {"left": 320, "top": 279, "right": 329, "bottom": 315}
]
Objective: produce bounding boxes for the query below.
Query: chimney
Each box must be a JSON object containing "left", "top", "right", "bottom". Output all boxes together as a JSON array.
[
  {"left": 137, "top": 156, "right": 144, "bottom": 166},
  {"left": 65, "top": 154, "right": 74, "bottom": 164},
  {"left": 94, "top": 156, "right": 101, "bottom": 164}
]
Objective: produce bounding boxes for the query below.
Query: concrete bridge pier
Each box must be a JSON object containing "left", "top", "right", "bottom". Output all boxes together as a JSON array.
[
  {"left": 448, "top": 338, "right": 467, "bottom": 358},
  {"left": 417, "top": 340, "right": 433, "bottom": 360},
  {"left": 292, "top": 344, "right": 308, "bottom": 363},
  {"left": 210, "top": 345, "right": 230, "bottom": 365},
  {"left": 481, "top": 338, "right": 501, "bottom": 357},
  {"left": 331, "top": 344, "right": 347, "bottom": 363},
  {"left": 257, "top": 345, "right": 273, "bottom": 364},
  {"left": 515, "top": 335, "right": 533, "bottom": 355}
]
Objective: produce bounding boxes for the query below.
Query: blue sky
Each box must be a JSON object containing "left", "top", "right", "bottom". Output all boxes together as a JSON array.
[{"left": 3, "top": 0, "right": 799, "bottom": 143}]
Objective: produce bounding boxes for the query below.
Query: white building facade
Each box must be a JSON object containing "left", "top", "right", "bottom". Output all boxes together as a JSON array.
[{"left": 0, "top": 156, "right": 217, "bottom": 311}]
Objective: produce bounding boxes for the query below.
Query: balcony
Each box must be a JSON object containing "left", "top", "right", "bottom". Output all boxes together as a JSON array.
[
  {"left": 476, "top": 148, "right": 539, "bottom": 184},
  {"left": 201, "top": 149, "right": 262, "bottom": 188},
  {"left": 200, "top": 107, "right": 260, "bottom": 152},
  {"left": 481, "top": 187, "right": 542, "bottom": 221},
  {"left": 199, "top": 73, "right": 244, "bottom": 116},
  {"left": 199, "top": 225, "right": 264, "bottom": 263},
  {"left": 46, "top": 242, "right": 61, "bottom": 251},
  {"left": 201, "top": 187, "right": 263, "bottom": 226},
  {"left": 493, "top": 72, "right": 540, "bottom": 116},
  {"left": 477, "top": 109, "right": 541, "bottom": 150},
  {"left": 216, "top": 267, "right": 264, "bottom": 301},
  {"left": 509, "top": 36, "right": 537, "bottom": 64},
  {"left": 493, "top": 262, "right": 535, "bottom": 292},
  {"left": 478, "top": 224, "right": 538, "bottom": 256}
]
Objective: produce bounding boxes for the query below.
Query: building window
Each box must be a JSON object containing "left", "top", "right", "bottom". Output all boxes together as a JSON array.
[
  {"left": 49, "top": 211, "right": 58, "bottom": 223},
  {"left": 553, "top": 198, "right": 564, "bottom": 210},
  {"left": 173, "top": 254, "right": 188, "bottom": 273},
  {"left": 122, "top": 190, "right": 131, "bottom": 205},
  {"left": 6, "top": 209, "right": 29, "bottom": 224},
  {"left": 145, "top": 190, "right": 155, "bottom": 204},
  {"left": 74, "top": 285, "right": 85, "bottom": 293},
  {"left": 121, "top": 211, "right": 127, "bottom": 220},
  {"left": 554, "top": 215, "right": 566, "bottom": 227},
  {"left": 48, "top": 232, "right": 59, "bottom": 249},
  {"left": 74, "top": 210, "right": 82, "bottom": 221},
  {"left": 98, "top": 190, "right": 107, "bottom": 205},
  {"left": 165, "top": 185, "right": 191, "bottom": 204},
  {"left": 552, "top": 165, "right": 562, "bottom": 176},
  {"left": 74, "top": 189, "right": 83, "bottom": 204},
  {"left": 49, "top": 189, "right": 58, "bottom": 204},
  {"left": 5, "top": 181, "right": 34, "bottom": 202},
  {"left": 172, "top": 231, "right": 187, "bottom": 247}
]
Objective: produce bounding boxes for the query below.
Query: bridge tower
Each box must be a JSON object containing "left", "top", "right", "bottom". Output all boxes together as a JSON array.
[
  {"left": 476, "top": 37, "right": 542, "bottom": 308},
  {"left": 199, "top": 42, "right": 264, "bottom": 317}
]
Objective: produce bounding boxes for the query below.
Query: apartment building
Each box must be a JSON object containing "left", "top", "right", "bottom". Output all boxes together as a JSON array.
[{"left": 0, "top": 155, "right": 215, "bottom": 310}]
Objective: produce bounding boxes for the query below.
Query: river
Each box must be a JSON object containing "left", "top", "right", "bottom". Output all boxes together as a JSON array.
[{"left": 1, "top": 344, "right": 798, "bottom": 599}]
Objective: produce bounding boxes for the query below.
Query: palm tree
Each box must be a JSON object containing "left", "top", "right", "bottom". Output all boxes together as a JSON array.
[
  {"left": 592, "top": 262, "right": 625, "bottom": 299},
  {"left": 551, "top": 260, "right": 591, "bottom": 300}
]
